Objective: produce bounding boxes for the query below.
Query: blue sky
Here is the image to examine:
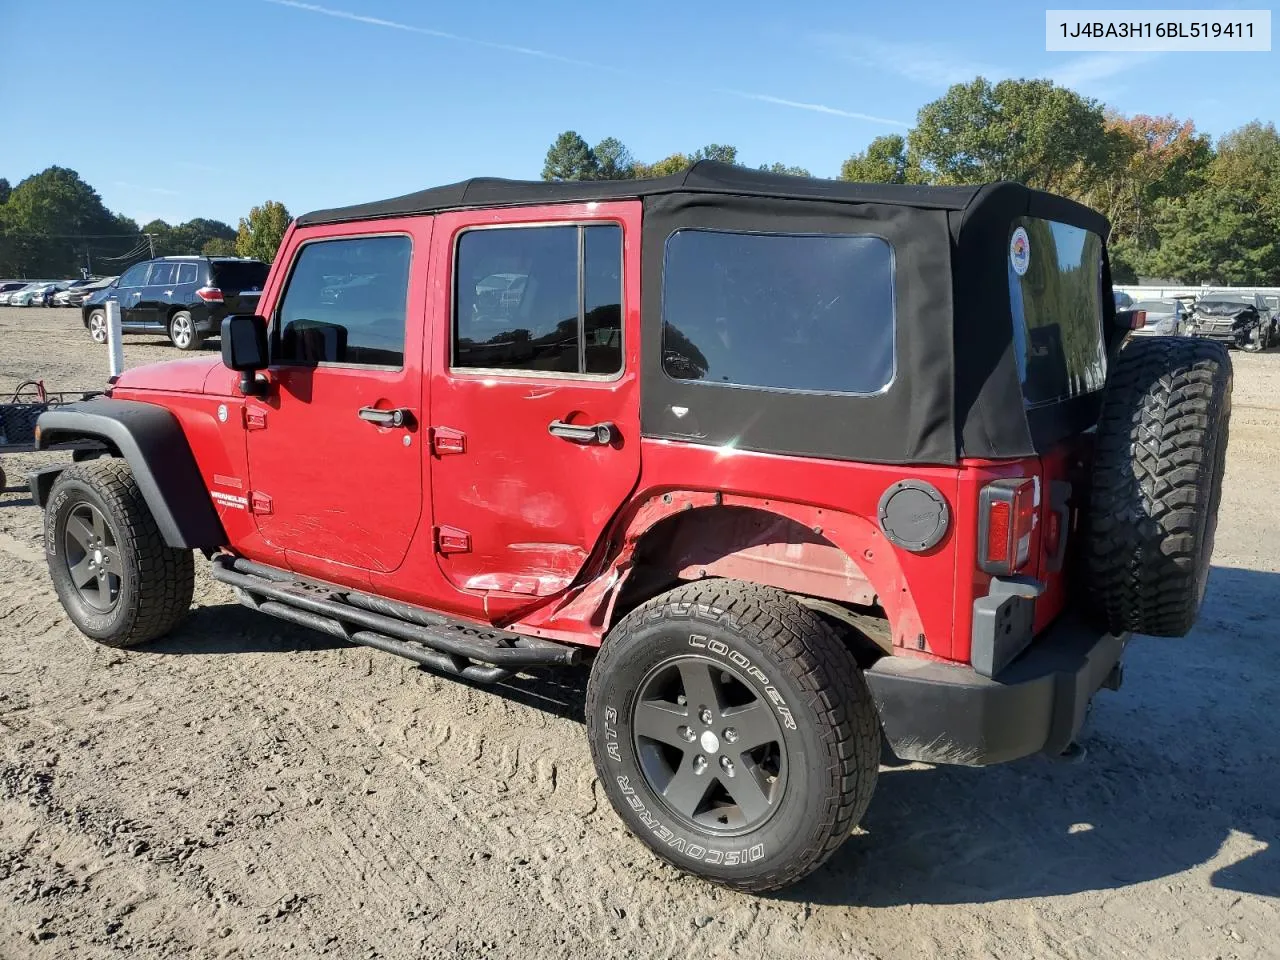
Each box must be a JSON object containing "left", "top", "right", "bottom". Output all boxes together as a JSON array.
[{"left": 2, "top": 1, "right": 1275, "bottom": 226}]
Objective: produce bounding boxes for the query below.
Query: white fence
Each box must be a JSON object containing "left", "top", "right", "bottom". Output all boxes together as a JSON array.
[{"left": 1116, "top": 284, "right": 1280, "bottom": 301}]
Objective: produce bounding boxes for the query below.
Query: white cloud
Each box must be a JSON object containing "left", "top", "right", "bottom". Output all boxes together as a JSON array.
[
  {"left": 819, "top": 32, "right": 1159, "bottom": 96},
  {"left": 1045, "top": 52, "right": 1161, "bottom": 90},
  {"left": 112, "top": 181, "right": 180, "bottom": 196},
  {"left": 264, "top": 0, "right": 907, "bottom": 127}
]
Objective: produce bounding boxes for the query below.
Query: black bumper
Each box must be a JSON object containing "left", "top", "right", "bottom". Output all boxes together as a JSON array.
[{"left": 865, "top": 615, "right": 1127, "bottom": 766}]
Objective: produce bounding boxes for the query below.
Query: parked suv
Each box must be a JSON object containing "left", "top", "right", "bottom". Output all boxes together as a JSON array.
[
  {"left": 30, "top": 165, "right": 1232, "bottom": 893},
  {"left": 81, "top": 255, "right": 269, "bottom": 350},
  {"left": 1190, "top": 291, "right": 1274, "bottom": 351}
]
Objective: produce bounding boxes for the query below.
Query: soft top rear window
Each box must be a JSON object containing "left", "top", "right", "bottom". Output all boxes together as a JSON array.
[
  {"left": 212, "top": 261, "right": 269, "bottom": 290},
  {"left": 1008, "top": 218, "right": 1106, "bottom": 408}
]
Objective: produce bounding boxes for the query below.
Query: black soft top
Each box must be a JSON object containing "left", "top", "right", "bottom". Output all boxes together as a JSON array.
[
  {"left": 298, "top": 161, "right": 991, "bottom": 226},
  {"left": 297, "top": 162, "right": 1114, "bottom": 466}
]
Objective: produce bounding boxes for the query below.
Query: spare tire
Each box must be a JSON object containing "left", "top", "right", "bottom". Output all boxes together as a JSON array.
[{"left": 1086, "top": 337, "right": 1232, "bottom": 637}]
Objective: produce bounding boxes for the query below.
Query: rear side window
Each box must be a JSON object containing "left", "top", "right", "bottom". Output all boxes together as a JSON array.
[
  {"left": 147, "top": 263, "right": 177, "bottom": 286},
  {"left": 275, "top": 235, "right": 411, "bottom": 367},
  {"left": 212, "top": 261, "right": 270, "bottom": 291},
  {"left": 176, "top": 263, "right": 198, "bottom": 284},
  {"left": 1008, "top": 218, "right": 1107, "bottom": 407},
  {"left": 453, "top": 224, "right": 623, "bottom": 376},
  {"left": 661, "top": 230, "right": 895, "bottom": 394}
]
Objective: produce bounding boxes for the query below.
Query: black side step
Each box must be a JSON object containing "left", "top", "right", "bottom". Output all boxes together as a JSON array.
[{"left": 210, "top": 556, "right": 582, "bottom": 683}]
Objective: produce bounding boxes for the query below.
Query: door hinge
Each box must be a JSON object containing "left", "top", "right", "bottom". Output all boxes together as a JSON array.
[
  {"left": 243, "top": 407, "right": 268, "bottom": 431},
  {"left": 250, "top": 491, "right": 273, "bottom": 515},
  {"left": 430, "top": 426, "right": 466, "bottom": 456},
  {"left": 433, "top": 525, "right": 471, "bottom": 554}
]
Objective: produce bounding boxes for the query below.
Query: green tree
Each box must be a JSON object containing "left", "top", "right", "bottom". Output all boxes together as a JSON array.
[
  {"left": 0, "top": 178, "right": 11, "bottom": 206},
  {"left": 909, "top": 78, "right": 1109, "bottom": 192},
  {"left": 1141, "top": 122, "right": 1280, "bottom": 284},
  {"left": 839, "top": 134, "right": 913, "bottom": 183},
  {"left": 633, "top": 153, "right": 694, "bottom": 178},
  {"left": 235, "top": 200, "right": 291, "bottom": 263},
  {"left": 542, "top": 131, "right": 600, "bottom": 181},
  {"left": 692, "top": 144, "right": 738, "bottom": 165},
  {"left": 759, "top": 162, "right": 812, "bottom": 178},
  {"left": 0, "top": 166, "right": 139, "bottom": 277},
  {"left": 594, "top": 137, "right": 635, "bottom": 180},
  {"left": 202, "top": 236, "right": 238, "bottom": 256}
]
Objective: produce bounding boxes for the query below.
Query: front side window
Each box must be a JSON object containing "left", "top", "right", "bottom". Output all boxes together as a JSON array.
[
  {"left": 1007, "top": 218, "right": 1106, "bottom": 407},
  {"left": 453, "top": 224, "right": 622, "bottom": 376},
  {"left": 661, "top": 230, "right": 895, "bottom": 394},
  {"left": 118, "top": 263, "right": 149, "bottom": 287},
  {"left": 275, "top": 235, "right": 411, "bottom": 367}
]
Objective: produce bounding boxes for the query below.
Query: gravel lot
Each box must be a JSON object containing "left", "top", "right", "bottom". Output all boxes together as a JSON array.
[{"left": 1, "top": 307, "right": 1277, "bottom": 959}]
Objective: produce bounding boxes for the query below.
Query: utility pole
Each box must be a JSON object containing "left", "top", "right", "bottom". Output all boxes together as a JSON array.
[
  {"left": 145, "top": 233, "right": 156, "bottom": 258},
  {"left": 84, "top": 248, "right": 92, "bottom": 279}
]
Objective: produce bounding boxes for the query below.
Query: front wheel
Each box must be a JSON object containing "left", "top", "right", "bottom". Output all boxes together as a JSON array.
[
  {"left": 1242, "top": 325, "right": 1265, "bottom": 352},
  {"left": 87, "top": 310, "right": 107, "bottom": 344},
  {"left": 585, "top": 581, "right": 880, "bottom": 892},
  {"left": 45, "top": 459, "right": 194, "bottom": 647},
  {"left": 168, "top": 311, "right": 202, "bottom": 351}
]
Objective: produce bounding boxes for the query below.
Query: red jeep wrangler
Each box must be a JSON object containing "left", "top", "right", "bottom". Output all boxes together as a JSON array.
[{"left": 30, "top": 163, "right": 1231, "bottom": 892}]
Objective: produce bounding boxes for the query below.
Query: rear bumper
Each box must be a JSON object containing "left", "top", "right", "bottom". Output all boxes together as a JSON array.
[{"left": 865, "top": 615, "right": 1127, "bottom": 766}]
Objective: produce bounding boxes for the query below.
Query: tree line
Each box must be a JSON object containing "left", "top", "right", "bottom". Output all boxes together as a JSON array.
[
  {"left": 544, "top": 77, "right": 1280, "bottom": 286},
  {"left": 0, "top": 167, "right": 292, "bottom": 278}
]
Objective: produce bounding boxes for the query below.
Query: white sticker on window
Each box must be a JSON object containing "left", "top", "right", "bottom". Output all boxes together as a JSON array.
[{"left": 1010, "top": 227, "right": 1031, "bottom": 276}]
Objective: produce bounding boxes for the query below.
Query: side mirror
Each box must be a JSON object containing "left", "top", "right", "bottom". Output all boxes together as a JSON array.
[{"left": 221, "top": 315, "right": 269, "bottom": 396}]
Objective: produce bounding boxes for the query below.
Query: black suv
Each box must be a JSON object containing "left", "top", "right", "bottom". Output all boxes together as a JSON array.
[{"left": 82, "top": 256, "right": 270, "bottom": 350}]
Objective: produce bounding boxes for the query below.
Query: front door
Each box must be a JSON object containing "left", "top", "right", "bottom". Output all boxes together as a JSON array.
[
  {"left": 137, "top": 261, "right": 176, "bottom": 328},
  {"left": 112, "top": 261, "right": 150, "bottom": 329},
  {"left": 428, "top": 203, "right": 642, "bottom": 598},
  {"left": 245, "top": 222, "right": 430, "bottom": 577}
]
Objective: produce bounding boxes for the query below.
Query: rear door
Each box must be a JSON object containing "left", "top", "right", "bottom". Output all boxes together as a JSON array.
[
  {"left": 428, "top": 202, "right": 641, "bottom": 598},
  {"left": 1006, "top": 216, "right": 1109, "bottom": 628}
]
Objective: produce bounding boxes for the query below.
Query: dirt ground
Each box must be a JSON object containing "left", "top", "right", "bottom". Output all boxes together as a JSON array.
[{"left": 0, "top": 307, "right": 1276, "bottom": 960}]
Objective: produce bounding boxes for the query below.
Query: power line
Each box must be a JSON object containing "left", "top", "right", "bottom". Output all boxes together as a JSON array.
[{"left": 0, "top": 232, "right": 148, "bottom": 239}]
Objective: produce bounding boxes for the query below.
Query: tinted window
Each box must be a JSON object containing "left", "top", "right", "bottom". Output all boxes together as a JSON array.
[
  {"left": 176, "top": 262, "right": 198, "bottom": 284},
  {"left": 212, "top": 261, "right": 269, "bottom": 290},
  {"left": 118, "top": 263, "right": 150, "bottom": 287},
  {"left": 147, "top": 262, "right": 177, "bottom": 286},
  {"left": 276, "top": 236, "right": 411, "bottom": 367},
  {"left": 1008, "top": 218, "right": 1106, "bottom": 407},
  {"left": 453, "top": 224, "right": 622, "bottom": 375},
  {"left": 661, "top": 230, "right": 894, "bottom": 394}
]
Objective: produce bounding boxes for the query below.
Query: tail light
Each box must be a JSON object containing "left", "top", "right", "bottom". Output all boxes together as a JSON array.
[
  {"left": 196, "top": 286, "right": 224, "bottom": 302},
  {"left": 979, "top": 478, "right": 1037, "bottom": 575},
  {"left": 1128, "top": 309, "right": 1146, "bottom": 329}
]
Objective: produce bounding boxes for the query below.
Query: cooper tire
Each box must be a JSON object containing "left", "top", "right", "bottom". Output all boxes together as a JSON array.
[
  {"left": 168, "top": 311, "right": 201, "bottom": 351},
  {"left": 87, "top": 310, "right": 107, "bottom": 344},
  {"left": 585, "top": 580, "right": 880, "bottom": 892},
  {"left": 45, "top": 459, "right": 194, "bottom": 648},
  {"left": 1086, "top": 337, "right": 1232, "bottom": 637}
]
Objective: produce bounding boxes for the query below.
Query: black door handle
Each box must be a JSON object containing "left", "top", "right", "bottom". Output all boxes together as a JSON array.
[
  {"left": 358, "top": 406, "right": 411, "bottom": 427},
  {"left": 549, "top": 419, "right": 616, "bottom": 445}
]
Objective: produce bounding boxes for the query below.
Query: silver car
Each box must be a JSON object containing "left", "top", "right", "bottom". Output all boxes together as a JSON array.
[{"left": 1130, "top": 298, "right": 1188, "bottom": 337}]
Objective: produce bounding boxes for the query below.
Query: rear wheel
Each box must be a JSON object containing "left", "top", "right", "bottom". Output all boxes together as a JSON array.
[
  {"left": 87, "top": 310, "right": 107, "bottom": 344},
  {"left": 45, "top": 459, "right": 194, "bottom": 647},
  {"left": 168, "top": 311, "right": 201, "bottom": 351},
  {"left": 585, "top": 580, "right": 880, "bottom": 892},
  {"left": 1086, "top": 337, "right": 1232, "bottom": 636}
]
